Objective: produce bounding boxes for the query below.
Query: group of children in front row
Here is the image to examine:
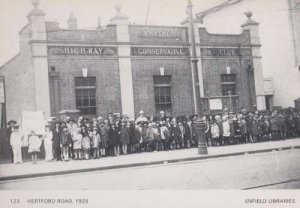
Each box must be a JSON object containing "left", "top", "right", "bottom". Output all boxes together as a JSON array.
[{"left": 8, "top": 108, "right": 300, "bottom": 164}]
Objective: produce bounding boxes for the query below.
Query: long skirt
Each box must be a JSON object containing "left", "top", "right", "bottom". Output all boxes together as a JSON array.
[{"left": 44, "top": 143, "right": 53, "bottom": 161}]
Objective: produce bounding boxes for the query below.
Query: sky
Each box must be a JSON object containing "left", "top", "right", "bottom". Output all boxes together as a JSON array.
[{"left": 0, "top": 0, "right": 224, "bottom": 66}]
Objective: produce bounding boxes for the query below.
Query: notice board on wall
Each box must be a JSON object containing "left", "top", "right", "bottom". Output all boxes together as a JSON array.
[
  {"left": 209, "top": 99, "right": 223, "bottom": 110},
  {"left": 21, "top": 111, "right": 46, "bottom": 136}
]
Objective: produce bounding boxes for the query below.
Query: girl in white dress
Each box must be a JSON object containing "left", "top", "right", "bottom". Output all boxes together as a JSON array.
[
  {"left": 43, "top": 125, "right": 53, "bottom": 161},
  {"left": 28, "top": 131, "right": 42, "bottom": 164}
]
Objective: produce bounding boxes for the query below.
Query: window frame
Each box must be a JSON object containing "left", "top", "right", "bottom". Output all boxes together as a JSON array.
[
  {"left": 221, "top": 74, "right": 237, "bottom": 96},
  {"left": 74, "top": 77, "right": 97, "bottom": 116},
  {"left": 153, "top": 75, "right": 172, "bottom": 114}
]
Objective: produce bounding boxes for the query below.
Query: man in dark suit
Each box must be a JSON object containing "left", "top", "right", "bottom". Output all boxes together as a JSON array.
[
  {"left": 52, "top": 121, "right": 62, "bottom": 161},
  {"left": 6, "top": 120, "right": 16, "bottom": 163}
]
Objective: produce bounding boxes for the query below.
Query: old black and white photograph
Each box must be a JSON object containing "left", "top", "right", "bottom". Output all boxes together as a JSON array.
[{"left": 0, "top": 0, "right": 300, "bottom": 199}]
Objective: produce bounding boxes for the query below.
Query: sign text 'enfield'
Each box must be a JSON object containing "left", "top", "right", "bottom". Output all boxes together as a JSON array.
[{"left": 48, "top": 46, "right": 117, "bottom": 56}]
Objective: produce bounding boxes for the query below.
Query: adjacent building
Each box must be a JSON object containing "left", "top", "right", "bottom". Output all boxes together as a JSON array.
[{"left": 195, "top": 0, "right": 300, "bottom": 109}]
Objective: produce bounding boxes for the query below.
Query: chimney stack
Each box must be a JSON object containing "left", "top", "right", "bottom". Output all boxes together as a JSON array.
[{"left": 67, "top": 12, "right": 77, "bottom": 30}]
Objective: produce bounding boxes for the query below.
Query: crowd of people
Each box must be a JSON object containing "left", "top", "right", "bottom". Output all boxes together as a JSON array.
[{"left": 6, "top": 108, "right": 300, "bottom": 164}]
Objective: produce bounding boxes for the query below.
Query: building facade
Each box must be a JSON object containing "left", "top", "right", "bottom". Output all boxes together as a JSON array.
[
  {"left": 195, "top": 0, "right": 300, "bottom": 109},
  {"left": 0, "top": 1, "right": 266, "bottom": 121}
]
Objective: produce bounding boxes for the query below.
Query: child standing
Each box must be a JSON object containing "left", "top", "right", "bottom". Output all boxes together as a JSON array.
[
  {"left": 60, "top": 126, "right": 72, "bottom": 161},
  {"left": 211, "top": 122, "right": 220, "bottom": 146},
  {"left": 81, "top": 127, "right": 91, "bottom": 160},
  {"left": 28, "top": 131, "right": 42, "bottom": 164},
  {"left": 43, "top": 125, "right": 53, "bottom": 161},
  {"left": 222, "top": 116, "right": 230, "bottom": 145},
  {"left": 91, "top": 127, "right": 100, "bottom": 158},
  {"left": 99, "top": 122, "right": 108, "bottom": 156},
  {"left": 73, "top": 127, "right": 83, "bottom": 160},
  {"left": 10, "top": 126, "right": 23, "bottom": 164},
  {"left": 120, "top": 122, "right": 130, "bottom": 154}
]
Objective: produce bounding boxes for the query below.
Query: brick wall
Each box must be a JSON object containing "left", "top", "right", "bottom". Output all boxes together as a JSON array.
[
  {"left": 201, "top": 58, "right": 256, "bottom": 111},
  {"left": 0, "top": 43, "right": 36, "bottom": 122},
  {"left": 199, "top": 28, "right": 251, "bottom": 46},
  {"left": 131, "top": 58, "right": 194, "bottom": 117},
  {"left": 47, "top": 25, "right": 117, "bottom": 43},
  {"left": 48, "top": 56, "right": 121, "bottom": 117},
  {"left": 199, "top": 27, "right": 256, "bottom": 112}
]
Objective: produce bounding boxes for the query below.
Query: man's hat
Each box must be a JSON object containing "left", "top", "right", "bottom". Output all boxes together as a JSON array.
[
  {"left": 68, "top": 118, "right": 75, "bottom": 123},
  {"left": 54, "top": 120, "right": 61, "bottom": 125},
  {"left": 7, "top": 120, "right": 17, "bottom": 125},
  {"left": 83, "top": 118, "right": 90, "bottom": 123}
]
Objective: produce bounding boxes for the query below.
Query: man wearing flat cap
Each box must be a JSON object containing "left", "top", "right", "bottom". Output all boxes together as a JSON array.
[{"left": 7, "top": 120, "right": 17, "bottom": 163}]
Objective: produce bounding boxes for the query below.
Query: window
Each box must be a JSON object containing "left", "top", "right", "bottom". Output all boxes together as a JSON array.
[
  {"left": 221, "top": 74, "right": 236, "bottom": 96},
  {"left": 153, "top": 75, "right": 172, "bottom": 113},
  {"left": 75, "top": 77, "right": 96, "bottom": 115}
]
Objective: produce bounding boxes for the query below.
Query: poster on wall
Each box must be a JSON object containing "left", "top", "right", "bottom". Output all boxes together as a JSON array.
[
  {"left": 21, "top": 111, "right": 46, "bottom": 136},
  {"left": 209, "top": 98, "right": 223, "bottom": 110}
]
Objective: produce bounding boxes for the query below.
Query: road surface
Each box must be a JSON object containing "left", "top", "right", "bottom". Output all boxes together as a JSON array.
[{"left": 0, "top": 149, "right": 299, "bottom": 189}]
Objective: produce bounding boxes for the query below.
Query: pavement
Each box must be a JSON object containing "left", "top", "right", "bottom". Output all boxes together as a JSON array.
[
  {"left": 0, "top": 138, "right": 300, "bottom": 181},
  {"left": 2, "top": 149, "right": 298, "bottom": 190}
]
